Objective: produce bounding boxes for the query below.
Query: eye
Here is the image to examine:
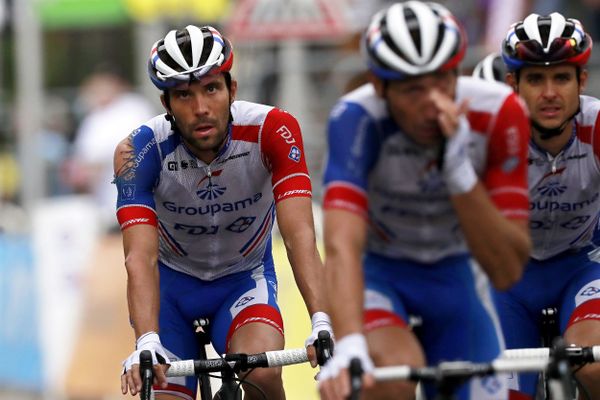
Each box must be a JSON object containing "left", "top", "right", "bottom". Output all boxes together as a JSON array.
[{"left": 174, "top": 90, "right": 190, "bottom": 99}]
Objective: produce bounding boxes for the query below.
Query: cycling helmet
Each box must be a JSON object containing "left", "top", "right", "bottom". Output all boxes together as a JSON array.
[
  {"left": 148, "top": 25, "right": 234, "bottom": 90},
  {"left": 363, "top": 1, "right": 467, "bottom": 80},
  {"left": 472, "top": 53, "right": 507, "bottom": 83},
  {"left": 502, "top": 12, "right": 592, "bottom": 72}
]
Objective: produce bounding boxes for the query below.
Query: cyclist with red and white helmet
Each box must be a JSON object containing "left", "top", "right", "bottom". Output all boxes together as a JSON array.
[
  {"left": 494, "top": 12, "right": 600, "bottom": 399},
  {"left": 116, "top": 25, "right": 332, "bottom": 400},
  {"left": 318, "top": 2, "right": 531, "bottom": 400}
]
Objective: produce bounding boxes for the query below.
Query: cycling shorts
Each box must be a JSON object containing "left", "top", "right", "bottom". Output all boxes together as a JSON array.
[
  {"left": 154, "top": 254, "right": 282, "bottom": 399},
  {"left": 494, "top": 246, "right": 600, "bottom": 397},
  {"left": 363, "top": 252, "right": 508, "bottom": 400}
]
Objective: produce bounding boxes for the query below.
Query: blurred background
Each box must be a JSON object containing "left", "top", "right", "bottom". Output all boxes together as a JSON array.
[{"left": 2, "top": 0, "right": 600, "bottom": 399}]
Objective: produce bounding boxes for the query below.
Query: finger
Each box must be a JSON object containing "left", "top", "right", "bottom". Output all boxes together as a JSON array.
[
  {"left": 306, "top": 345, "right": 318, "bottom": 368},
  {"left": 121, "top": 372, "right": 128, "bottom": 395},
  {"left": 154, "top": 364, "right": 169, "bottom": 389},
  {"left": 337, "top": 369, "right": 351, "bottom": 399},
  {"left": 131, "top": 364, "right": 142, "bottom": 393},
  {"left": 363, "top": 372, "right": 376, "bottom": 390},
  {"left": 437, "top": 111, "right": 457, "bottom": 138},
  {"left": 458, "top": 98, "right": 470, "bottom": 116},
  {"left": 126, "top": 371, "right": 138, "bottom": 396},
  {"left": 319, "top": 380, "right": 332, "bottom": 400}
]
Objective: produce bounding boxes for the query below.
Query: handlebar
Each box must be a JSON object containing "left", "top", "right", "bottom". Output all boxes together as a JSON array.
[{"left": 348, "top": 344, "right": 600, "bottom": 400}]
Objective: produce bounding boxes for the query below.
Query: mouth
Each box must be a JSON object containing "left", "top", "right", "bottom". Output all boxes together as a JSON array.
[
  {"left": 193, "top": 124, "right": 215, "bottom": 137},
  {"left": 538, "top": 105, "right": 562, "bottom": 119}
]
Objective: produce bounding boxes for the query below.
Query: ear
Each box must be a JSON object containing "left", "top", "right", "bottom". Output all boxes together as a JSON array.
[
  {"left": 505, "top": 72, "right": 518, "bottom": 92},
  {"left": 230, "top": 79, "right": 238, "bottom": 104},
  {"left": 367, "top": 71, "right": 386, "bottom": 98},
  {"left": 579, "top": 69, "right": 588, "bottom": 94},
  {"left": 160, "top": 93, "right": 171, "bottom": 114}
]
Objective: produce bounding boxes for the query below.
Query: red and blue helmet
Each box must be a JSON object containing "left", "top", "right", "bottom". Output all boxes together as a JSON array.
[
  {"left": 148, "top": 25, "right": 234, "bottom": 90},
  {"left": 502, "top": 12, "right": 592, "bottom": 72}
]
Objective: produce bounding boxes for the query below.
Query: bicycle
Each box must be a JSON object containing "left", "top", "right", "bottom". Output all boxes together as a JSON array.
[
  {"left": 347, "top": 341, "right": 600, "bottom": 400},
  {"left": 139, "top": 325, "right": 333, "bottom": 400}
]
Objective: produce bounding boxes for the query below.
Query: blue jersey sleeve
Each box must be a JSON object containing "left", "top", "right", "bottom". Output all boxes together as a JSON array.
[
  {"left": 323, "top": 101, "right": 381, "bottom": 189},
  {"left": 115, "top": 125, "right": 162, "bottom": 211}
]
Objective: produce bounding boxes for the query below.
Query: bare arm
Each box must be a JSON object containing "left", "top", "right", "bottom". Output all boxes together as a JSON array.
[
  {"left": 323, "top": 208, "right": 368, "bottom": 338},
  {"left": 114, "top": 138, "right": 161, "bottom": 338},
  {"left": 122, "top": 224, "right": 160, "bottom": 338},
  {"left": 275, "top": 196, "right": 325, "bottom": 316},
  {"left": 451, "top": 184, "right": 531, "bottom": 290}
]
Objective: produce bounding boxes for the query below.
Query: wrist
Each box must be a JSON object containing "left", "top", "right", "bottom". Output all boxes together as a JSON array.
[
  {"left": 444, "top": 157, "right": 477, "bottom": 195},
  {"left": 336, "top": 333, "right": 368, "bottom": 354},
  {"left": 311, "top": 312, "right": 331, "bottom": 328},
  {"left": 136, "top": 331, "right": 161, "bottom": 349}
]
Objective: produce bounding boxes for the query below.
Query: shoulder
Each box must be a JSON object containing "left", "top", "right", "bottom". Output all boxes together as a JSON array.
[
  {"left": 577, "top": 95, "right": 600, "bottom": 126},
  {"left": 332, "top": 83, "right": 386, "bottom": 121},
  {"left": 231, "top": 100, "right": 277, "bottom": 127},
  {"left": 457, "top": 76, "right": 516, "bottom": 112}
]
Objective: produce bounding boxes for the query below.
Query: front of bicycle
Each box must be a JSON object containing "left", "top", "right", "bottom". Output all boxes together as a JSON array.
[
  {"left": 347, "top": 342, "right": 600, "bottom": 400},
  {"left": 139, "top": 330, "right": 334, "bottom": 400}
]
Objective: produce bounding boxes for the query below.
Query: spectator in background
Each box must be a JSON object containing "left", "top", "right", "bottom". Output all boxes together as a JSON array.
[
  {"left": 64, "top": 65, "right": 156, "bottom": 233},
  {"left": 39, "top": 95, "right": 72, "bottom": 197}
]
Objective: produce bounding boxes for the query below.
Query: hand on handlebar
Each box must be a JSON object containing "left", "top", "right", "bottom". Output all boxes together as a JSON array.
[
  {"left": 318, "top": 333, "right": 375, "bottom": 400},
  {"left": 121, "top": 331, "right": 170, "bottom": 396},
  {"left": 305, "top": 312, "right": 335, "bottom": 367}
]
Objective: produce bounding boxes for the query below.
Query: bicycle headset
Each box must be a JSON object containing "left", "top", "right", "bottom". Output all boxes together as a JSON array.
[
  {"left": 362, "top": 1, "right": 467, "bottom": 81},
  {"left": 501, "top": 12, "right": 593, "bottom": 139}
]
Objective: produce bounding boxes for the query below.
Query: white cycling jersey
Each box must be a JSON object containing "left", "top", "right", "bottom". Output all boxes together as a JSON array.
[
  {"left": 323, "top": 76, "right": 530, "bottom": 263},
  {"left": 115, "top": 101, "right": 312, "bottom": 280},
  {"left": 528, "top": 95, "right": 600, "bottom": 260}
]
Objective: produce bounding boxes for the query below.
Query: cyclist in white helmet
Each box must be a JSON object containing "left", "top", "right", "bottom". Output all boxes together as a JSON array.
[
  {"left": 116, "top": 25, "right": 332, "bottom": 400},
  {"left": 472, "top": 52, "right": 507, "bottom": 83},
  {"left": 318, "top": 2, "right": 532, "bottom": 399},
  {"left": 494, "top": 12, "right": 600, "bottom": 399}
]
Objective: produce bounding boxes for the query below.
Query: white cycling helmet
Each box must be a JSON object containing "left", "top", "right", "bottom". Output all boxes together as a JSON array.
[
  {"left": 148, "top": 25, "right": 234, "bottom": 90},
  {"left": 472, "top": 53, "right": 506, "bottom": 82},
  {"left": 364, "top": 1, "right": 467, "bottom": 80}
]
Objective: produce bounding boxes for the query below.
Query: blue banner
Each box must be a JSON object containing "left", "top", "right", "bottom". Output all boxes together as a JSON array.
[{"left": 0, "top": 234, "right": 42, "bottom": 390}]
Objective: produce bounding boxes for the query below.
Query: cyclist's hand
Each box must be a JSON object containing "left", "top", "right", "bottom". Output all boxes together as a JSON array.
[
  {"left": 305, "top": 312, "right": 334, "bottom": 367},
  {"left": 121, "top": 331, "right": 170, "bottom": 396},
  {"left": 318, "top": 333, "right": 374, "bottom": 400},
  {"left": 430, "top": 89, "right": 469, "bottom": 139}
]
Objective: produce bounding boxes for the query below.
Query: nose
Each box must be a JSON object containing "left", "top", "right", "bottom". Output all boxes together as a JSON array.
[
  {"left": 191, "top": 94, "right": 210, "bottom": 116},
  {"left": 541, "top": 81, "right": 558, "bottom": 99}
]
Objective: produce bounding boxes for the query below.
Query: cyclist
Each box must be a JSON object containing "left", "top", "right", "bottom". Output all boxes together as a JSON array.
[
  {"left": 472, "top": 52, "right": 507, "bottom": 83},
  {"left": 493, "top": 12, "right": 600, "bottom": 399},
  {"left": 318, "top": 2, "right": 531, "bottom": 400},
  {"left": 115, "top": 25, "right": 332, "bottom": 400}
]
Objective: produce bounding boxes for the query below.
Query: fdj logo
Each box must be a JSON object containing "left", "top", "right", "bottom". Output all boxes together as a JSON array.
[
  {"left": 235, "top": 296, "right": 255, "bottom": 307},
  {"left": 581, "top": 286, "right": 600, "bottom": 296},
  {"left": 227, "top": 217, "right": 256, "bottom": 233}
]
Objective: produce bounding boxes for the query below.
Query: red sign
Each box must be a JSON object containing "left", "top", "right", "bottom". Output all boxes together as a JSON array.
[{"left": 226, "top": 0, "right": 350, "bottom": 41}]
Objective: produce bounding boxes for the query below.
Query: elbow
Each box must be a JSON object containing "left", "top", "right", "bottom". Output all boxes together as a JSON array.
[
  {"left": 488, "top": 249, "right": 530, "bottom": 291},
  {"left": 490, "top": 264, "right": 523, "bottom": 291}
]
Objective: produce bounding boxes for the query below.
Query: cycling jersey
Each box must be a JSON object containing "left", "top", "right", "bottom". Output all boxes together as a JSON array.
[
  {"left": 115, "top": 100, "right": 312, "bottom": 281},
  {"left": 528, "top": 95, "right": 600, "bottom": 260},
  {"left": 323, "top": 76, "right": 530, "bottom": 262},
  {"left": 494, "top": 95, "right": 600, "bottom": 399}
]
